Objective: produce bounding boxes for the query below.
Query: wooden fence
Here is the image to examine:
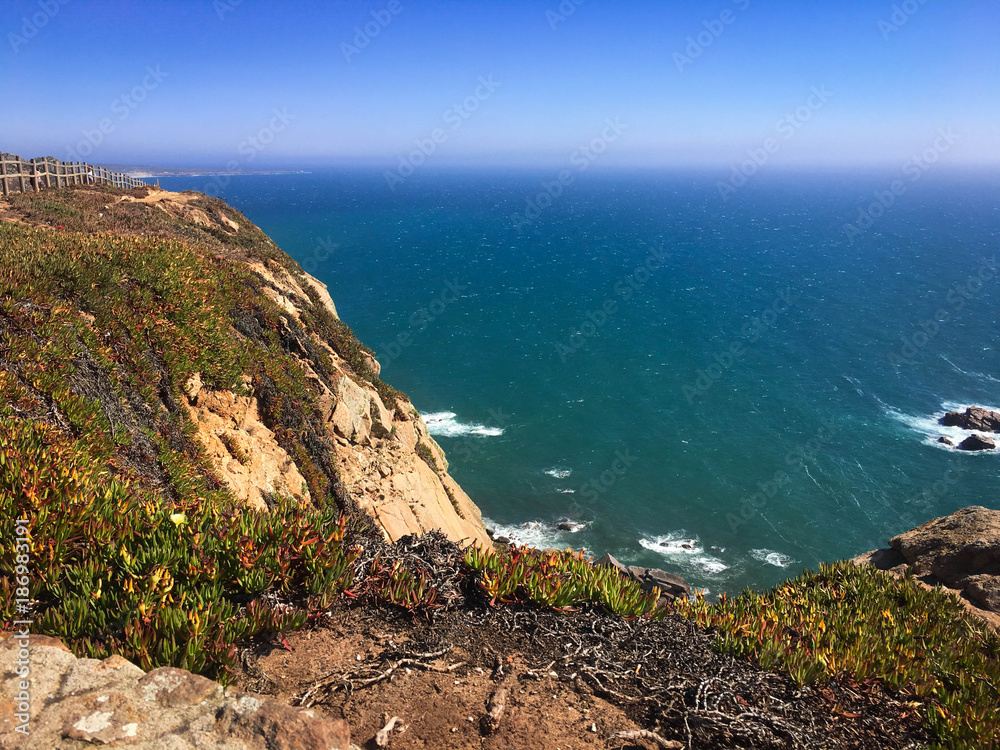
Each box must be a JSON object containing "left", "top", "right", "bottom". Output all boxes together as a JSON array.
[{"left": 0, "top": 153, "right": 148, "bottom": 196}]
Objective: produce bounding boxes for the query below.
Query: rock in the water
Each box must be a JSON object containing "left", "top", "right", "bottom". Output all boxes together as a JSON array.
[
  {"left": 889, "top": 505, "right": 1000, "bottom": 613},
  {"left": 938, "top": 436, "right": 955, "bottom": 446},
  {"left": 940, "top": 406, "right": 1000, "bottom": 433},
  {"left": 626, "top": 566, "right": 691, "bottom": 600},
  {"left": 594, "top": 553, "right": 690, "bottom": 601},
  {"left": 958, "top": 434, "right": 996, "bottom": 451}
]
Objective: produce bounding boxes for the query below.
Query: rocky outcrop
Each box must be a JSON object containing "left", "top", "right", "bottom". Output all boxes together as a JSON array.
[
  {"left": 183, "top": 373, "right": 311, "bottom": 510},
  {"left": 940, "top": 406, "right": 1000, "bottom": 433},
  {"left": 0, "top": 637, "right": 350, "bottom": 750},
  {"left": 181, "top": 253, "right": 492, "bottom": 549},
  {"left": 853, "top": 506, "right": 1000, "bottom": 626},
  {"left": 957, "top": 434, "right": 996, "bottom": 452},
  {"left": 334, "top": 402, "right": 491, "bottom": 548},
  {"left": 594, "top": 553, "right": 690, "bottom": 601}
]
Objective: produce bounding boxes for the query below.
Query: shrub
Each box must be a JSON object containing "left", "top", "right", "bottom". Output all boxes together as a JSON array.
[{"left": 675, "top": 562, "right": 1000, "bottom": 749}]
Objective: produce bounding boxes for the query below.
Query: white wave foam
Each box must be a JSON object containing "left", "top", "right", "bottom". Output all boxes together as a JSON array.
[
  {"left": 422, "top": 411, "right": 504, "bottom": 438},
  {"left": 557, "top": 488, "right": 576, "bottom": 494},
  {"left": 750, "top": 548, "right": 796, "bottom": 568},
  {"left": 486, "top": 520, "right": 559, "bottom": 549},
  {"left": 885, "top": 402, "right": 1000, "bottom": 453},
  {"left": 639, "top": 532, "right": 729, "bottom": 576},
  {"left": 484, "top": 518, "right": 588, "bottom": 550},
  {"left": 545, "top": 467, "right": 573, "bottom": 479}
]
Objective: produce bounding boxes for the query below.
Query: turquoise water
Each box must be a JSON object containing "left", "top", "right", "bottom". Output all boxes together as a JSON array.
[{"left": 159, "top": 168, "right": 1000, "bottom": 596}]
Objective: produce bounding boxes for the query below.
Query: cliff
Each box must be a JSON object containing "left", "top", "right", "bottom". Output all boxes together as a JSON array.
[{"left": 0, "top": 184, "right": 491, "bottom": 549}]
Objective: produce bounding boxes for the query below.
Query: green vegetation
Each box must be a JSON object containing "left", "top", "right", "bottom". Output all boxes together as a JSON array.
[
  {"left": 464, "top": 545, "right": 665, "bottom": 617},
  {"left": 415, "top": 440, "right": 441, "bottom": 473},
  {"left": 219, "top": 433, "right": 250, "bottom": 465},
  {"left": 2, "top": 186, "right": 998, "bottom": 748},
  {"left": 676, "top": 562, "right": 1000, "bottom": 749},
  {"left": 0, "top": 186, "right": 407, "bottom": 680},
  {"left": 0, "top": 416, "right": 357, "bottom": 679}
]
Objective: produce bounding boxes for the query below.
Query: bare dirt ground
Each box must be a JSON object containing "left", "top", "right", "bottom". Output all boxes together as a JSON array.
[{"left": 234, "top": 597, "right": 930, "bottom": 749}]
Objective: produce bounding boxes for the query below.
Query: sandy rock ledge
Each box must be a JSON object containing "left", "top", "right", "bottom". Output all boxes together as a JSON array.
[{"left": 0, "top": 637, "right": 350, "bottom": 750}]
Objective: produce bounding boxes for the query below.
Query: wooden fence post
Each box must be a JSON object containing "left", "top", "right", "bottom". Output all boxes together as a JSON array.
[{"left": 0, "top": 154, "right": 146, "bottom": 195}]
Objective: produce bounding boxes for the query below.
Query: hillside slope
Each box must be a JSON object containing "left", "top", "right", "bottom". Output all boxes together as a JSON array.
[{"left": 0, "top": 184, "right": 491, "bottom": 549}]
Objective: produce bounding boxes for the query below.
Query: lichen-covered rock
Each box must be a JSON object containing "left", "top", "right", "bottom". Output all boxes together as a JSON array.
[{"left": 0, "top": 640, "right": 350, "bottom": 749}]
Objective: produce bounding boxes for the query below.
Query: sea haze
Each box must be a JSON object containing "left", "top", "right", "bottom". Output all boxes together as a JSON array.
[{"left": 159, "top": 167, "right": 1000, "bottom": 596}]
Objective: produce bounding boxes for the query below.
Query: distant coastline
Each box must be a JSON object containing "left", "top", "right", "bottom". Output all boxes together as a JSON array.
[{"left": 99, "top": 164, "right": 310, "bottom": 179}]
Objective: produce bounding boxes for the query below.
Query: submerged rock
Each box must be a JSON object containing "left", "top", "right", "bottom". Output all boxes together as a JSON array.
[{"left": 940, "top": 406, "right": 1000, "bottom": 433}]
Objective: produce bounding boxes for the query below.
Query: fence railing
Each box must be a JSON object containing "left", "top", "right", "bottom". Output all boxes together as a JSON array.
[{"left": 0, "top": 153, "right": 148, "bottom": 195}]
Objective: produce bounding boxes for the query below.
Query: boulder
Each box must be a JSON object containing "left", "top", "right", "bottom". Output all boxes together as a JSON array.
[
  {"left": 0, "top": 639, "right": 351, "bottom": 749},
  {"left": 594, "top": 553, "right": 690, "bottom": 601},
  {"left": 938, "top": 436, "right": 955, "bottom": 446},
  {"left": 889, "top": 505, "right": 1000, "bottom": 612},
  {"left": 329, "top": 376, "right": 373, "bottom": 445},
  {"left": 940, "top": 406, "right": 1000, "bottom": 433},
  {"left": 850, "top": 547, "right": 907, "bottom": 573},
  {"left": 958, "top": 434, "right": 996, "bottom": 452}
]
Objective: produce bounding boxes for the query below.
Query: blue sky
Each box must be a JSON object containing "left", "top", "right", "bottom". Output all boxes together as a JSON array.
[{"left": 2, "top": 0, "right": 998, "bottom": 169}]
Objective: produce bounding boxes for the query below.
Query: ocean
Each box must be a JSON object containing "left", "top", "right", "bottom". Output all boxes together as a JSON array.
[{"left": 158, "top": 167, "right": 1000, "bottom": 596}]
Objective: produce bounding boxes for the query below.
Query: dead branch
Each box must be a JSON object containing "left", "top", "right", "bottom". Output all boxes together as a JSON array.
[{"left": 611, "top": 729, "right": 683, "bottom": 749}]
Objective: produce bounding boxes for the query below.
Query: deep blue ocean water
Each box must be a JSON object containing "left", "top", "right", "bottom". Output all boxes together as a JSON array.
[{"left": 158, "top": 168, "right": 1000, "bottom": 596}]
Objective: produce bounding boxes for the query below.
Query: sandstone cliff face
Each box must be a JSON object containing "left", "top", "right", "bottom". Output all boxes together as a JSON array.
[
  {"left": 0, "top": 185, "right": 492, "bottom": 551},
  {"left": 153, "top": 195, "right": 493, "bottom": 548}
]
